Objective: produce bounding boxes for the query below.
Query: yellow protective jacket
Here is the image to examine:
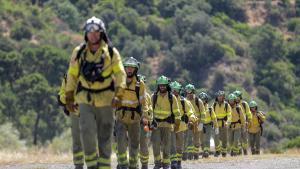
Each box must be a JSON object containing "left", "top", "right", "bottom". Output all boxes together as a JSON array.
[
  {"left": 66, "top": 41, "right": 126, "bottom": 107},
  {"left": 187, "top": 96, "right": 205, "bottom": 121},
  {"left": 230, "top": 104, "right": 246, "bottom": 129},
  {"left": 201, "top": 103, "right": 218, "bottom": 128},
  {"left": 213, "top": 101, "right": 232, "bottom": 128},
  {"left": 238, "top": 100, "right": 252, "bottom": 122},
  {"left": 152, "top": 92, "right": 181, "bottom": 128},
  {"left": 248, "top": 111, "right": 265, "bottom": 134},
  {"left": 175, "top": 96, "right": 197, "bottom": 133},
  {"left": 115, "top": 77, "right": 148, "bottom": 124}
]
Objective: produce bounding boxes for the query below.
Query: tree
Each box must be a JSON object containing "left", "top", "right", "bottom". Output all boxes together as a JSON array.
[
  {"left": 14, "top": 73, "right": 66, "bottom": 145},
  {"left": 250, "top": 25, "right": 286, "bottom": 65}
]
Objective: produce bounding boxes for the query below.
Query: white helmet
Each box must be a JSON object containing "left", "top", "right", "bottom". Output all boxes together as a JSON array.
[{"left": 84, "top": 16, "right": 106, "bottom": 33}]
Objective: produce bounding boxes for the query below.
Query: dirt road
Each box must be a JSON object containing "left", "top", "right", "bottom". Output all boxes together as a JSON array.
[{"left": 1, "top": 154, "right": 300, "bottom": 169}]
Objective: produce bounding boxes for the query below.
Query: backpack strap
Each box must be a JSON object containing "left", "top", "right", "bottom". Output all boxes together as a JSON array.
[
  {"left": 208, "top": 107, "right": 212, "bottom": 117},
  {"left": 195, "top": 97, "right": 200, "bottom": 111},
  {"left": 108, "top": 45, "right": 114, "bottom": 59},
  {"left": 242, "top": 101, "right": 246, "bottom": 111},
  {"left": 180, "top": 97, "right": 186, "bottom": 114},
  {"left": 213, "top": 102, "right": 217, "bottom": 111},
  {"left": 168, "top": 92, "right": 174, "bottom": 115},
  {"left": 135, "top": 80, "right": 141, "bottom": 115},
  {"left": 236, "top": 106, "right": 241, "bottom": 120},
  {"left": 225, "top": 102, "right": 229, "bottom": 113},
  {"left": 152, "top": 92, "right": 158, "bottom": 111}
]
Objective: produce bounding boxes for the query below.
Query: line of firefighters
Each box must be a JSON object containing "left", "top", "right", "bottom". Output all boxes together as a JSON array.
[{"left": 58, "top": 16, "right": 266, "bottom": 169}]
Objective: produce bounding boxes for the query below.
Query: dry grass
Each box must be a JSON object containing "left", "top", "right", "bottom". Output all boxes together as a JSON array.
[{"left": 0, "top": 148, "right": 72, "bottom": 165}]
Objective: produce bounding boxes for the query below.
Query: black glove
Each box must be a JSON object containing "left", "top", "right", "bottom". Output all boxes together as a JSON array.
[
  {"left": 181, "top": 114, "right": 189, "bottom": 124},
  {"left": 63, "top": 107, "right": 70, "bottom": 116},
  {"left": 150, "top": 120, "right": 158, "bottom": 130}
]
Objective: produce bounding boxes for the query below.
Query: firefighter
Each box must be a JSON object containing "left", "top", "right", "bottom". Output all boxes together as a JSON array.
[
  {"left": 151, "top": 76, "right": 181, "bottom": 169},
  {"left": 213, "top": 90, "right": 232, "bottom": 157}
]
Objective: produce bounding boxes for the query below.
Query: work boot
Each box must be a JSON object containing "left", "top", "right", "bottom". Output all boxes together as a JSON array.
[
  {"left": 177, "top": 161, "right": 182, "bottom": 169},
  {"left": 193, "top": 153, "right": 199, "bottom": 160},
  {"left": 187, "top": 153, "right": 193, "bottom": 160},
  {"left": 202, "top": 151, "right": 209, "bottom": 158},
  {"left": 74, "top": 164, "right": 84, "bottom": 169},
  {"left": 162, "top": 163, "right": 170, "bottom": 169},
  {"left": 171, "top": 161, "right": 177, "bottom": 169},
  {"left": 153, "top": 162, "right": 161, "bottom": 169},
  {"left": 214, "top": 151, "right": 220, "bottom": 157},
  {"left": 182, "top": 153, "right": 187, "bottom": 161},
  {"left": 141, "top": 164, "right": 148, "bottom": 169},
  {"left": 243, "top": 149, "right": 248, "bottom": 155},
  {"left": 221, "top": 152, "right": 227, "bottom": 157}
]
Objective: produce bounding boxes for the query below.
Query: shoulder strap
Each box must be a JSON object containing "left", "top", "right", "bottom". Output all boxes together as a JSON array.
[
  {"left": 225, "top": 102, "right": 229, "bottom": 112},
  {"left": 75, "top": 43, "right": 87, "bottom": 60},
  {"left": 195, "top": 97, "right": 200, "bottom": 111},
  {"left": 168, "top": 92, "right": 174, "bottom": 115},
  {"left": 213, "top": 102, "right": 217, "bottom": 111},
  {"left": 152, "top": 92, "right": 158, "bottom": 111},
  {"left": 208, "top": 107, "right": 212, "bottom": 117},
  {"left": 63, "top": 73, "right": 67, "bottom": 84},
  {"left": 242, "top": 101, "right": 246, "bottom": 111},
  {"left": 108, "top": 45, "right": 114, "bottom": 59},
  {"left": 135, "top": 80, "right": 141, "bottom": 106},
  {"left": 236, "top": 106, "right": 241, "bottom": 119},
  {"left": 180, "top": 97, "right": 186, "bottom": 114}
]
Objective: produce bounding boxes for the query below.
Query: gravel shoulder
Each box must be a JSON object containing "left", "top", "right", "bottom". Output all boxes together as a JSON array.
[{"left": 1, "top": 154, "right": 300, "bottom": 169}]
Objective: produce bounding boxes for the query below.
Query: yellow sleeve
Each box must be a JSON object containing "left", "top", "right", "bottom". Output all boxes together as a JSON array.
[
  {"left": 244, "top": 102, "right": 252, "bottom": 121},
  {"left": 239, "top": 106, "right": 246, "bottom": 126},
  {"left": 198, "top": 99, "right": 206, "bottom": 121},
  {"left": 211, "top": 108, "right": 218, "bottom": 128},
  {"left": 172, "top": 95, "right": 181, "bottom": 120},
  {"left": 186, "top": 99, "right": 197, "bottom": 122},
  {"left": 226, "top": 103, "right": 232, "bottom": 123},
  {"left": 111, "top": 48, "right": 126, "bottom": 98},
  {"left": 58, "top": 77, "right": 66, "bottom": 104},
  {"left": 66, "top": 46, "right": 81, "bottom": 92}
]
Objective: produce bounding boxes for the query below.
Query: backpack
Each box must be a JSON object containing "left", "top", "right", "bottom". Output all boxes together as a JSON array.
[
  {"left": 213, "top": 102, "right": 229, "bottom": 113},
  {"left": 152, "top": 89, "right": 174, "bottom": 124},
  {"left": 119, "top": 78, "right": 142, "bottom": 119}
]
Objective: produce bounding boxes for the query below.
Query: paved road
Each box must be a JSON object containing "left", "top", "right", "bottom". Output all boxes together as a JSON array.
[{"left": 1, "top": 155, "right": 300, "bottom": 169}]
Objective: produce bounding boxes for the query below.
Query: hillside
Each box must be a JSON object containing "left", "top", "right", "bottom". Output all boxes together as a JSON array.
[{"left": 0, "top": 0, "right": 299, "bottom": 152}]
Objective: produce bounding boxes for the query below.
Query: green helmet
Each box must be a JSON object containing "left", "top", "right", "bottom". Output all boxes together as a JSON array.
[
  {"left": 228, "top": 93, "right": 237, "bottom": 101},
  {"left": 249, "top": 101, "right": 258, "bottom": 108},
  {"left": 137, "top": 74, "right": 146, "bottom": 82},
  {"left": 185, "top": 84, "right": 195, "bottom": 93},
  {"left": 199, "top": 92, "right": 209, "bottom": 102},
  {"left": 216, "top": 90, "right": 225, "bottom": 97},
  {"left": 123, "top": 57, "right": 140, "bottom": 69},
  {"left": 170, "top": 81, "right": 182, "bottom": 91},
  {"left": 156, "top": 75, "right": 169, "bottom": 85},
  {"left": 234, "top": 90, "right": 242, "bottom": 98}
]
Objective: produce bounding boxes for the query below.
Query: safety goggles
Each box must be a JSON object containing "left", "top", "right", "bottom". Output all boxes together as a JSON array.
[{"left": 85, "top": 23, "right": 103, "bottom": 33}]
